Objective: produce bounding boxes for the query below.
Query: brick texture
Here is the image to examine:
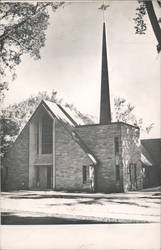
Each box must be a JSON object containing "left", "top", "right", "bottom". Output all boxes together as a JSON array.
[
  {"left": 4, "top": 125, "right": 29, "bottom": 190},
  {"left": 55, "top": 120, "right": 93, "bottom": 191},
  {"left": 76, "top": 123, "right": 122, "bottom": 192},
  {"left": 76, "top": 123, "right": 142, "bottom": 193}
]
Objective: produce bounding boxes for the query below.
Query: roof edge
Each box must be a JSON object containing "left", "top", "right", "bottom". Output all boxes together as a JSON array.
[{"left": 76, "top": 121, "right": 139, "bottom": 129}]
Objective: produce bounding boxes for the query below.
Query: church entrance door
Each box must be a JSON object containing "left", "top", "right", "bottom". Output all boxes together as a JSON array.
[
  {"left": 35, "top": 165, "right": 53, "bottom": 189},
  {"left": 129, "top": 164, "right": 137, "bottom": 190}
]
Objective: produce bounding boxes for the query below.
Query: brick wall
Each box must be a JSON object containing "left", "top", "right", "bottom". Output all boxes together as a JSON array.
[
  {"left": 76, "top": 124, "right": 122, "bottom": 193},
  {"left": 4, "top": 125, "right": 29, "bottom": 190},
  {"left": 3, "top": 117, "right": 142, "bottom": 193},
  {"left": 55, "top": 120, "right": 93, "bottom": 191}
]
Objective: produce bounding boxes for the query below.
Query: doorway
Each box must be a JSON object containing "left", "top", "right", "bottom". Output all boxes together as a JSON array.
[
  {"left": 35, "top": 165, "right": 53, "bottom": 189},
  {"left": 129, "top": 164, "right": 137, "bottom": 190}
]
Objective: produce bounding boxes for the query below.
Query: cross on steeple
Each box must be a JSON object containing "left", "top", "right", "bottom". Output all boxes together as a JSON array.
[{"left": 98, "top": 2, "right": 110, "bottom": 22}]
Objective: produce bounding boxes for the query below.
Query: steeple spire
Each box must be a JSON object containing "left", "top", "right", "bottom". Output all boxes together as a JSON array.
[{"left": 100, "top": 22, "right": 111, "bottom": 124}]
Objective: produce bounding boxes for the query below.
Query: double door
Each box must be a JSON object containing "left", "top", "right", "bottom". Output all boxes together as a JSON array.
[{"left": 35, "top": 165, "right": 53, "bottom": 189}]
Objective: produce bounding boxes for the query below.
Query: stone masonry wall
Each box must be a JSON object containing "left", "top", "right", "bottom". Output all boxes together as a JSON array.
[
  {"left": 76, "top": 124, "right": 122, "bottom": 193},
  {"left": 55, "top": 120, "right": 93, "bottom": 191},
  {"left": 4, "top": 125, "right": 29, "bottom": 190},
  {"left": 121, "top": 124, "right": 143, "bottom": 191}
]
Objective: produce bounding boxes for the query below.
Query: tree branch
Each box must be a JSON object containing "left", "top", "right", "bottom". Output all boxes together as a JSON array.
[{"left": 144, "top": 1, "right": 161, "bottom": 52}]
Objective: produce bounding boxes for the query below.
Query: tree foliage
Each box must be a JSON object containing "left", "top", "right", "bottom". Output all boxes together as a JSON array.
[
  {"left": 133, "top": 1, "right": 161, "bottom": 52},
  {"left": 0, "top": 2, "right": 64, "bottom": 102},
  {"left": 133, "top": 2, "right": 147, "bottom": 34},
  {"left": 114, "top": 97, "right": 154, "bottom": 133}
]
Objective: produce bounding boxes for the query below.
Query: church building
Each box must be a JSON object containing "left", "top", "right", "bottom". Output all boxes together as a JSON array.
[{"left": 4, "top": 23, "right": 143, "bottom": 193}]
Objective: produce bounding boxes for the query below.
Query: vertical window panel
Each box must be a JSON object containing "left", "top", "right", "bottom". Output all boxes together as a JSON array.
[
  {"left": 36, "top": 121, "right": 39, "bottom": 154},
  {"left": 42, "top": 115, "right": 53, "bottom": 154},
  {"left": 83, "top": 166, "right": 90, "bottom": 184},
  {"left": 83, "top": 166, "right": 87, "bottom": 184},
  {"left": 114, "top": 137, "right": 119, "bottom": 155}
]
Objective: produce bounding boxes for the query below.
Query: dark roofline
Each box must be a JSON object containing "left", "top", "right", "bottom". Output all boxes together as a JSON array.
[
  {"left": 57, "top": 103, "right": 78, "bottom": 126},
  {"left": 76, "top": 121, "right": 139, "bottom": 129}
]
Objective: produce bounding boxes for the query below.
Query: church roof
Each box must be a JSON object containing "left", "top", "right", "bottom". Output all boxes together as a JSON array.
[
  {"left": 43, "top": 100, "right": 77, "bottom": 126},
  {"left": 141, "top": 139, "right": 161, "bottom": 166},
  {"left": 41, "top": 100, "right": 98, "bottom": 165},
  {"left": 43, "top": 101, "right": 86, "bottom": 126}
]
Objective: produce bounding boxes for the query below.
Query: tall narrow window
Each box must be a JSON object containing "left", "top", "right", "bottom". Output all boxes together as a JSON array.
[
  {"left": 83, "top": 166, "right": 90, "bottom": 184},
  {"left": 116, "top": 165, "right": 120, "bottom": 181},
  {"left": 36, "top": 121, "right": 39, "bottom": 154},
  {"left": 42, "top": 115, "right": 53, "bottom": 154},
  {"left": 134, "top": 164, "right": 137, "bottom": 186},
  {"left": 114, "top": 137, "right": 119, "bottom": 155}
]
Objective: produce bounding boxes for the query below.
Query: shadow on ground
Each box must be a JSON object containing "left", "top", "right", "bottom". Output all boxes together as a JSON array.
[
  {"left": 1, "top": 212, "right": 150, "bottom": 225},
  {"left": 7, "top": 192, "right": 161, "bottom": 208},
  {"left": 2, "top": 187, "right": 160, "bottom": 225}
]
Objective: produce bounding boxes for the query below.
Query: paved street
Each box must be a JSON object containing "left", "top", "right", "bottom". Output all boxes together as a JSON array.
[{"left": 1, "top": 186, "right": 161, "bottom": 224}]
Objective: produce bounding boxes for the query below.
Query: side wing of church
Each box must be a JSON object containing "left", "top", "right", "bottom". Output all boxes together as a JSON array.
[{"left": 3, "top": 23, "right": 144, "bottom": 193}]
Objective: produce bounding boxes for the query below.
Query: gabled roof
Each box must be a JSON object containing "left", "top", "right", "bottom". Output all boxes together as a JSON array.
[
  {"left": 41, "top": 100, "right": 98, "bottom": 165},
  {"left": 141, "top": 139, "right": 161, "bottom": 166},
  {"left": 140, "top": 144, "right": 153, "bottom": 167},
  {"left": 43, "top": 100, "right": 77, "bottom": 126}
]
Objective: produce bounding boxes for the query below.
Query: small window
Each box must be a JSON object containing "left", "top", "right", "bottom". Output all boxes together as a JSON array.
[
  {"left": 114, "top": 137, "right": 119, "bottom": 155},
  {"left": 83, "top": 166, "right": 90, "bottom": 184},
  {"left": 116, "top": 165, "right": 120, "bottom": 181}
]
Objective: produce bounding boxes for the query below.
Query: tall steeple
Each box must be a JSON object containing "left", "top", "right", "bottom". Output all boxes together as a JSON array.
[{"left": 100, "top": 22, "right": 111, "bottom": 124}]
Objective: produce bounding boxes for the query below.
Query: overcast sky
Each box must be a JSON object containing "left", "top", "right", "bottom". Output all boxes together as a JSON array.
[{"left": 4, "top": 1, "right": 160, "bottom": 139}]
